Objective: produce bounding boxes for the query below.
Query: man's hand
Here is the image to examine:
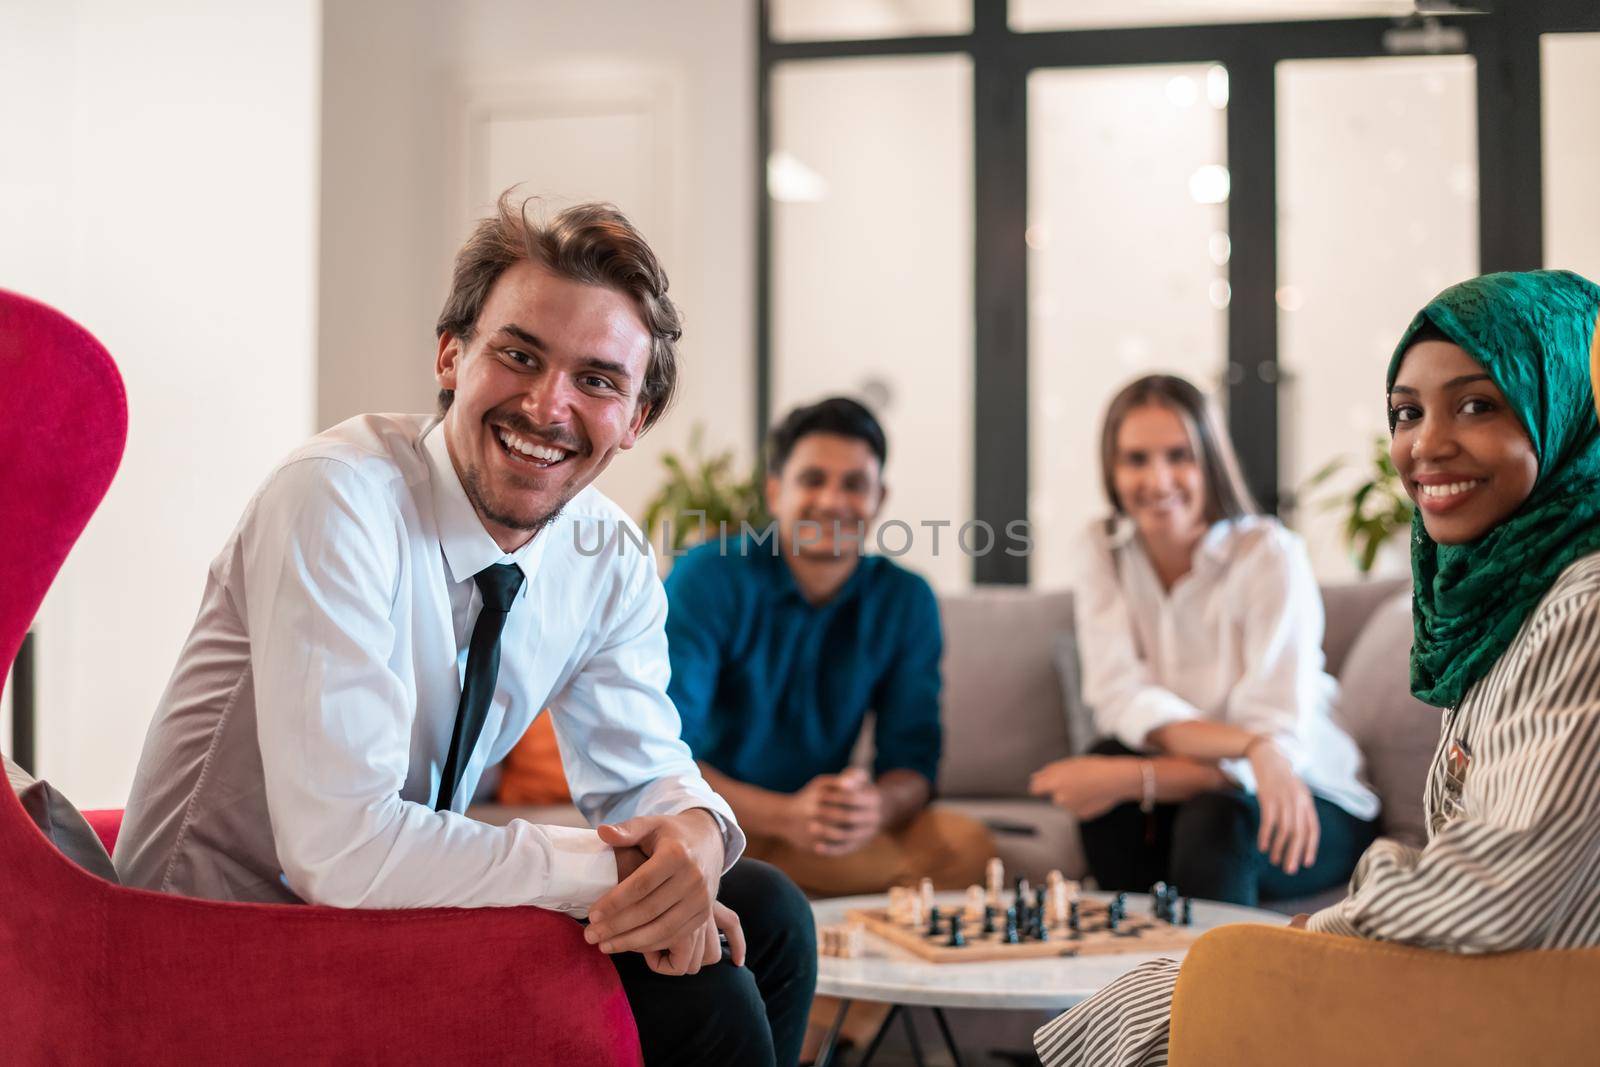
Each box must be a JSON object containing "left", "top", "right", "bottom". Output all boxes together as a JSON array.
[
  {"left": 1248, "top": 738, "right": 1319, "bottom": 876},
  {"left": 638, "top": 901, "right": 747, "bottom": 977},
  {"left": 1028, "top": 756, "right": 1138, "bottom": 820},
  {"left": 586, "top": 809, "right": 725, "bottom": 957},
  {"left": 789, "top": 768, "right": 884, "bottom": 856}
]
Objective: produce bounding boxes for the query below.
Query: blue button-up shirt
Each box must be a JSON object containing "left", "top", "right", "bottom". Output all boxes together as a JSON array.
[{"left": 665, "top": 537, "right": 943, "bottom": 793}]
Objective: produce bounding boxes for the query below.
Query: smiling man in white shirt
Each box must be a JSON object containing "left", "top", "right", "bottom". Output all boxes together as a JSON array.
[{"left": 115, "top": 193, "right": 816, "bottom": 1066}]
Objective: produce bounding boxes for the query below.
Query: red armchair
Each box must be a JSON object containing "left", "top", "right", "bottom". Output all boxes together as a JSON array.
[{"left": 0, "top": 289, "right": 643, "bottom": 1065}]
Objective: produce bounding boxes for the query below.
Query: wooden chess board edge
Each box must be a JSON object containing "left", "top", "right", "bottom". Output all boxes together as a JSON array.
[{"left": 844, "top": 907, "right": 1202, "bottom": 963}]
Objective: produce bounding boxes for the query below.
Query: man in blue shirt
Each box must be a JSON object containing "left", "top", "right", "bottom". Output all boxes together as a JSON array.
[{"left": 665, "top": 398, "right": 993, "bottom": 899}]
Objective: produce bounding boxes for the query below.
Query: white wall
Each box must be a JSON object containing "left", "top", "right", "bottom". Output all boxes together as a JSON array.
[
  {"left": 317, "top": 0, "right": 756, "bottom": 527},
  {"left": 0, "top": 0, "right": 321, "bottom": 804}
]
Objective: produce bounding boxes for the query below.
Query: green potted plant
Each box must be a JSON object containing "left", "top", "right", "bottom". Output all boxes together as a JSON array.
[
  {"left": 1303, "top": 434, "right": 1415, "bottom": 575},
  {"left": 640, "top": 425, "right": 768, "bottom": 553}
]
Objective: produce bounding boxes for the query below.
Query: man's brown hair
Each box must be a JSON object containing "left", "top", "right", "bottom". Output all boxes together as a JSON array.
[{"left": 435, "top": 190, "right": 681, "bottom": 431}]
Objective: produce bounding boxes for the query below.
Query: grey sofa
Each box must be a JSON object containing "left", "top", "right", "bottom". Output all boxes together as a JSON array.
[
  {"left": 475, "top": 579, "right": 1440, "bottom": 913},
  {"left": 929, "top": 579, "right": 1439, "bottom": 912}
]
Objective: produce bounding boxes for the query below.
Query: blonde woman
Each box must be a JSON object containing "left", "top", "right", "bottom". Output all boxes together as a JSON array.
[{"left": 1029, "top": 375, "right": 1379, "bottom": 906}]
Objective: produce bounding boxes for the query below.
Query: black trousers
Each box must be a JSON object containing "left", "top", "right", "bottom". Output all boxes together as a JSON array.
[
  {"left": 1076, "top": 739, "right": 1379, "bottom": 906},
  {"left": 610, "top": 859, "right": 817, "bottom": 1067}
]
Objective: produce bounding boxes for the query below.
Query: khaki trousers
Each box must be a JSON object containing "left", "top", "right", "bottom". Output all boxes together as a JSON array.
[{"left": 744, "top": 806, "right": 996, "bottom": 898}]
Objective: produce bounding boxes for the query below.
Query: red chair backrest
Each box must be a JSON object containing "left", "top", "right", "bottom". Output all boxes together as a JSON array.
[{"left": 0, "top": 289, "right": 127, "bottom": 683}]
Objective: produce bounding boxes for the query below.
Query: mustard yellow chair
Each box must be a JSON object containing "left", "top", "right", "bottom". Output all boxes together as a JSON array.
[{"left": 1168, "top": 925, "right": 1600, "bottom": 1065}]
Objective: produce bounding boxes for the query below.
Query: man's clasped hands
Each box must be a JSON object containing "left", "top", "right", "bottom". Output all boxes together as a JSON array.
[{"left": 585, "top": 809, "right": 747, "bottom": 976}]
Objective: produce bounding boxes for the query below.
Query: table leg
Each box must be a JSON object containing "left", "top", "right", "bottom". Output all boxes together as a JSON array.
[
  {"left": 930, "top": 1007, "right": 965, "bottom": 1067},
  {"left": 855, "top": 1004, "right": 901, "bottom": 1067},
  {"left": 900, "top": 1005, "right": 927, "bottom": 1067},
  {"left": 814, "top": 998, "right": 852, "bottom": 1067}
]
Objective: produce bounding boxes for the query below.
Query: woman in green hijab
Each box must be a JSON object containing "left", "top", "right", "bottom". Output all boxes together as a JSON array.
[{"left": 1035, "top": 269, "right": 1600, "bottom": 1067}]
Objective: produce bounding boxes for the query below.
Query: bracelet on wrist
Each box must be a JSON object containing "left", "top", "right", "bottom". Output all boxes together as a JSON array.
[{"left": 1137, "top": 759, "right": 1157, "bottom": 814}]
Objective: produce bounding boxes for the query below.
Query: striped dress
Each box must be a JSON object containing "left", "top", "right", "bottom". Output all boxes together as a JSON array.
[{"left": 1036, "top": 551, "right": 1600, "bottom": 1067}]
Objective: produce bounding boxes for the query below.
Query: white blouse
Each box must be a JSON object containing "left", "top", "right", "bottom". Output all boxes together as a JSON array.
[{"left": 1072, "top": 515, "right": 1379, "bottom": 819}]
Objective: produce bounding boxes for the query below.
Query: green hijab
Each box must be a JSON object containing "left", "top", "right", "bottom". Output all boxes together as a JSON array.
[{"left": 1388, "top": 270, "right": 1600, "bottom": 708}]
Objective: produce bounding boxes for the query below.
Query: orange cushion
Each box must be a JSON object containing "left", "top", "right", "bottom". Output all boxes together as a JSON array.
[{"left": 498, "top": 712, "right": 572, "bottom": 805}]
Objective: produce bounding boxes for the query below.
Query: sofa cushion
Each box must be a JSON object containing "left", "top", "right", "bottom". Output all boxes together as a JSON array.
[
  {"left": 935, "top": 798, "right": 1084, "bottom": 883},
  {"left": 937, "top": 587, "right": 1075, "bottom": 798},
  {"left": 471, "top": 802, "right": 591, "bottom": 831},
  {"left": 4, "top": 754, "right": 119, "bottom": 882},
  {"left": 1320, "top": 578, "right": 1409, "bottom": 678},
  {"left": 1333, "top": 590, "right": 1440, "bottom": 848},
  {"left": 1052, "top": 629, "right": 1097, "bottom": 756}
]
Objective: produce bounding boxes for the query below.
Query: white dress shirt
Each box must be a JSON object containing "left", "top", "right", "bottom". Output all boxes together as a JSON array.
[
  {"left": 1072, "top": 515, "right": 1379, "bottom": 819},
  {"left": 115, "top": 413, "right": 743, "bottom": 913}
]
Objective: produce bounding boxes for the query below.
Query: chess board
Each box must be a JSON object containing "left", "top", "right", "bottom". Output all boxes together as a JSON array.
[{"left": 844, "top": 898, "right": 1201, "bottom": 964}]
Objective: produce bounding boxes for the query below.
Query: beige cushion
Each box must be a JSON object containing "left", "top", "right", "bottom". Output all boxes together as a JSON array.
[
  {"left": 1052, "top": 627, "right": 1097, "bottom": 755},
  {"left": 1320, "top": 578, "right": 1409, "bottom": 678},
  {"left": 5, "top": 754, "right": 118, "bottom": 882},
  {"left": 1332, "top": 590, "right": 1440, "bottom": 847},
  {"left": 937, "top": 587, "right": 1075, "bottom": 798},
  {"left": 936, "top": 797, "right": 1085, "bottom": 882},
  {"left": 470, "top": 802, "right": 591, "bottom": 831}
]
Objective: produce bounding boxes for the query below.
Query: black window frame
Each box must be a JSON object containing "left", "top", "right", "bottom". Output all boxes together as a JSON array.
[{"left": 755, "top": 0, "right": 1600, "bottom": 584}]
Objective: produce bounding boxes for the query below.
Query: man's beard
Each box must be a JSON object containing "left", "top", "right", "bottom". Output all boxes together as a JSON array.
[{"left": 461, "top": 463, "right": 570, "bottom": 536}]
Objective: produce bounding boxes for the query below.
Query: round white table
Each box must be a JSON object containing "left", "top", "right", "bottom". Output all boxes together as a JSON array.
[{"left": 810, "top": 890, "right": 1284, "bottom": 1066}]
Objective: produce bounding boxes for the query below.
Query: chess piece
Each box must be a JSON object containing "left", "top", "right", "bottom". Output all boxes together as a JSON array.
[
  {"left": 1003, "top": 906, "right": 1020, "bottom": 944},
  {"left": 982, "top": 904, "right": 997, "bottom": 936},
  {"left": 1150, "top": 881, "right": 1168, "bottom": 915},
  {"left": 920, "top": 877, "right": 936, "bottom": 916},
  {"left": 1068, "top": 899, "right": 1081, "bottom": 932},
  {"left": 947, "top": 914, "right": 966, "bottom": 948},
  {"left": 1106, "top": 906, "right": 1121, "bottom": 933},
  {"left": 1050, "top": 880, "right": 1071, "bottom": 926},
  {"left": 927, "top": 905, "right": 943, "bottom": 938},
  {"left": 986, "top": 857, "right": 1005, "bottom": 905},
  {"left": 966, "top": 884, "right": 985, "bottom": 919},
  {"left": 1181, "top": 897, "right": 1193, "bottom": 926}
]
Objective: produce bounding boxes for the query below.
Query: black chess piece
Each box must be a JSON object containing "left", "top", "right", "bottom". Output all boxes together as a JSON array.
[
  {"left": 982, "top": 905, "right": 997, "bottom": 936},
  {"left": 1181, "top": 897, "right": 1193, "bottom": 926},
  {"left": 1149, "top": 881, "right": 1167, "bottom": 914},
  {"left": 1068, "top": 900, "right": 1081, "bottom": 933},
  {"left": 1003, "top": 907, "right": 1021, "bottom": 944},
  {"left": 927, "top": 905, "right": 943, "bottom": 938},
  {"left": 947, "top": 914, "right": 966, "bottom": 948},
  {"left": 1106, "top": 907, "right": 1121, "bottom": 933}
]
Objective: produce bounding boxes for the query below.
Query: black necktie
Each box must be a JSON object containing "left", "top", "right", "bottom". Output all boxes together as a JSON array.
[{"left": 436, "top": 562, "right": 525, "bottom": 811}]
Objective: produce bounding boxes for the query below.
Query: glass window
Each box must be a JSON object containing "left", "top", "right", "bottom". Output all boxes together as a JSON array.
[
  {"left": 1542, "top": 33, "right": 1600, "bottom": 282},
  {"left": 1012, "top": 0, "right": 1412, "bottom": 32},
  {"left": 1277, "top": 55, "right": 1478, "bottom": 580},
  {"left": 770, "top": 0, "right": 970, "bottom": 42},
  {"left": 771, "top": 55, "right": 974, "bottom": 590},
  {"left": 1028, "top": 63, "right": 1229, "bottom": 589}
]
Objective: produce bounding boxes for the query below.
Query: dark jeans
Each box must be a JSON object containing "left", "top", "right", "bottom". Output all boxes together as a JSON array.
[
  {"left": 611, "top": 858, "right": 817, "bottom": 1067},
  {"left": 1077, "top": 739, "right": 1379, "bottom": 907}
]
